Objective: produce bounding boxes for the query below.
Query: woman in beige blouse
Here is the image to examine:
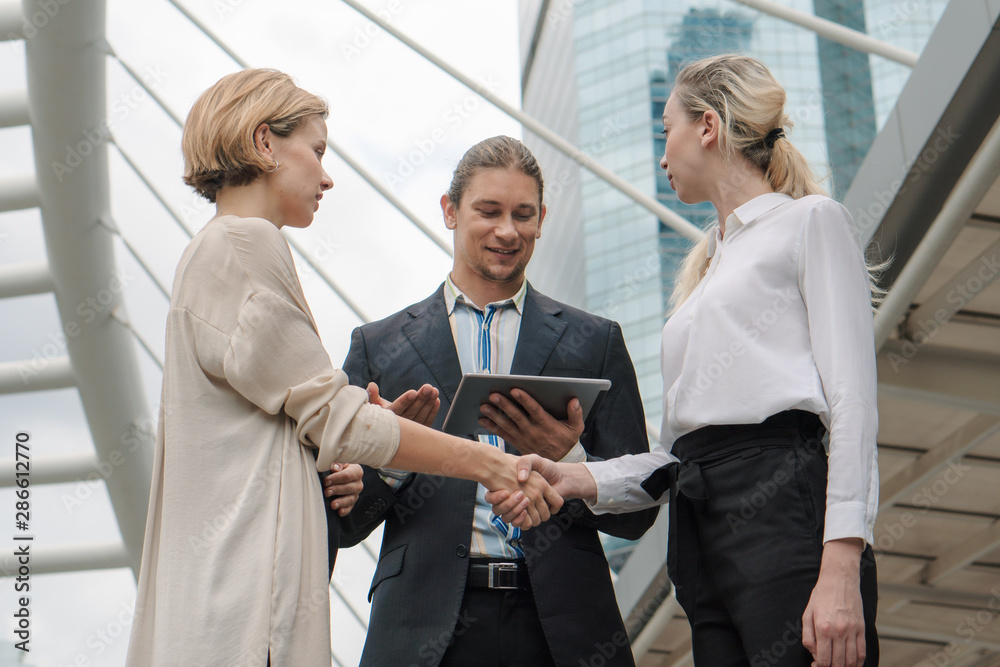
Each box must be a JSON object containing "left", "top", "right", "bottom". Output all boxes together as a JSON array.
[{"left": 125, "top": 69, "right": 561, "bottom": 667}]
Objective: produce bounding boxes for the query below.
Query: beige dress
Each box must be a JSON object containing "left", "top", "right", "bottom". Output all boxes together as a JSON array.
[{"left": 125, "top": 215, "right": 400, "bottom": 667}]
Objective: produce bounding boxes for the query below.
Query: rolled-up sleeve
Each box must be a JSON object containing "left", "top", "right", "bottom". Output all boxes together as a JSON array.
[
  {"left": 798, "top": 200, "right": 879, "bottom": 544},
  {"left": 224, "top": 290, "right": 400, "bottom": 471}
]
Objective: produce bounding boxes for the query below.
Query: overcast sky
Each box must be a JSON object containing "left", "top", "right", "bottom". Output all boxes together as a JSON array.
[{"left": 0, "top": 1, "right": 523, "bottom": 665}]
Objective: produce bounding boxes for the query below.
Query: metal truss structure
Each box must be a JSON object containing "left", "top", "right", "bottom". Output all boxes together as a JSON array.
[{"left": 1, "top": 0, "right": 999, "bottom": 665}]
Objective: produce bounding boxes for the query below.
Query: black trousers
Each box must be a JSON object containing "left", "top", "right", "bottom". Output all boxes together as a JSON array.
[
  {"left": 439, "top": 567, "right": 555, "bottom": 667},
  {"left": 667, "top": 411, "right": 878, "bottom": 667}
]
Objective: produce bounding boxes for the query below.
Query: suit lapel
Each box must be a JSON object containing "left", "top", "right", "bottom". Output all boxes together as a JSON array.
[
  {"left": 510, "top": 284, "right": 567, "bottom": 376},
  {"left": 401, "top": 285, "right": 463, "bottom": 406},
  {"left": 401, "top": 283, "right": 566, "bottom": 431}
]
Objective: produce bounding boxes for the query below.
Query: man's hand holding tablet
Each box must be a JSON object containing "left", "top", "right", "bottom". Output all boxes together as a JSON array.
[
  {"left": 479, "top": 388, "right": 584, "bottom": 460},
  {"left": 441, "top": 373, "right": 611, "bottom": 460}
]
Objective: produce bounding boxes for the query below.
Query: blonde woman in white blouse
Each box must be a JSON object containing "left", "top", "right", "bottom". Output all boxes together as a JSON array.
[
  {"left": 491, "top": 55, "right": 880, "bottom": 667},
  {"left": 125, "top": 69, "right": 560, "bottom": 667}
]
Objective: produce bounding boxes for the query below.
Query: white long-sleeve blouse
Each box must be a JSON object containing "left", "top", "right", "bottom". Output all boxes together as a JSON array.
[{"left": 584, "top": 193, "right": 879, "bottom": 545}]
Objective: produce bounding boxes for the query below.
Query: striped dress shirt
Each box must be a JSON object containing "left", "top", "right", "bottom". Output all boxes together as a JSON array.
[{"left": 379, "top": 276, "right": 585, "bottom": 557}]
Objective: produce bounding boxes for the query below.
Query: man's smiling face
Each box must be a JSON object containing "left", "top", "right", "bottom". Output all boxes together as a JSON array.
[{"left": 443, "top": 166, "right": 545, "bottom": 293}]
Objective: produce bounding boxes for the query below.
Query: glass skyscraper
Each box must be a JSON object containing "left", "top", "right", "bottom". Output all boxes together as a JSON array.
[
  {"left": 866, "top": 0, "right": 951, "bottom": 126},
  {"left": 571, "top": 1, "right": 679, "bottom": 420},
  {"left": 524, "top": 0, "right": 948, "bottom": 427},
  {"left": 522, "top": 0, "right": 948, "bottom": 424},
  {"left": 654, "top": 9, "right": 752, "bottom": 317},
  {"left": 571, "top": 0, "right": 838, "bottom": 422},
  {"left": 814, "top": 0, "right": 878, "bottom": 198}
]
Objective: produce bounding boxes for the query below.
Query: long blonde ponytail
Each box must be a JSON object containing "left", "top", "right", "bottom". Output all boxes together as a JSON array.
[{"left": 667, "top": 55, "right": 830, "bottom": 313}]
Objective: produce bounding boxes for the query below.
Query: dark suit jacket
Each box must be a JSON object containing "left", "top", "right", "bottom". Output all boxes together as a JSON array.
[{"left": 330, "top": 283, "right": 657, "bottom": 667}]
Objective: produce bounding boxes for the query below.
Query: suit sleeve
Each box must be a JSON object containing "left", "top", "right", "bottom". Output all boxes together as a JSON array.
[
  {"left": 567, "top": 322, "right": 659, "bottom": 540},
  {"left": 334, "top": 326, "right": 406, "bottom": 549}
]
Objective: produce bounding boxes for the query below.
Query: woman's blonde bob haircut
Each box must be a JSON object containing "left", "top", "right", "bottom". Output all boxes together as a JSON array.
[{"left": 182, "top": 68, "right": 329, "bottom": 203}]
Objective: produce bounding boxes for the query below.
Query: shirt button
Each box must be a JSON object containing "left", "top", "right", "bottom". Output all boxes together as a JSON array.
[{"left": 456, "top": 545, "right": 468, "bottom": 558}]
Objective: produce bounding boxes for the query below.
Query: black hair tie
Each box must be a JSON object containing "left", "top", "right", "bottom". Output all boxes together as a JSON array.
[{"left": 764, "top": 128, "right": 785, "bottom": 149}]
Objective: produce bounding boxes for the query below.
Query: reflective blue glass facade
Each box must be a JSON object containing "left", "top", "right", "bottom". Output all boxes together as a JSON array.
[
  {"left": 655, "top": 9, "right": 753, "bottom": 317},
  {"left": 566, "top": 0, "right": 945, "bottom": 426},
  {"left": 573, "top": 1, "right": 677, "bottom": 420},
  {"left": 814, "top": 0, "right": 877, "bottom": 199}
]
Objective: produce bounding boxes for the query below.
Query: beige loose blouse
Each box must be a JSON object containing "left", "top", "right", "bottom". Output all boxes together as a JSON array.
[{"left": 126, "top": 215, "right": 400, "bottom": 666}]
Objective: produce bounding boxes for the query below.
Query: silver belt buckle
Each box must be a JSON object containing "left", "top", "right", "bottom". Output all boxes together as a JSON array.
[{"left": 487, "top": 562, "right": 519, "bottom": 590}]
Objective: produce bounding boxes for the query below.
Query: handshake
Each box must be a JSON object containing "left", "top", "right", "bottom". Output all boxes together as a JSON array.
[{"left": 323, "top": 382, "right": 599, "bottom": 529}]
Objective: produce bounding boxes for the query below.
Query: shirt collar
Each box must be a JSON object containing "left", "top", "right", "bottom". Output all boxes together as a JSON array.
[
  {"left": 709, "top": 192, "right": 794, "bottom": 258},
  {"left": 444, "top": 275, "right": 527, "bottom": 315},
  {"left": 706, "top": 227, "right": 722, "bottom": 259},
  {"left": 731, "top": 192, "right": 793, "bottom": 230}
]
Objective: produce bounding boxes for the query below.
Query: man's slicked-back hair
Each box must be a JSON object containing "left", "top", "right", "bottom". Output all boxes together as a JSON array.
[{"left": 446, "top": 136, "right": 544, "bottom": 207}]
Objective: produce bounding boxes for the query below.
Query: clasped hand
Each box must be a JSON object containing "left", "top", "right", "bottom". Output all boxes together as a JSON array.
[
  {"left": 484, "top": 453, "right": 564, "bottom": 529},
  {"left": 371, "top": 381, "right": 566, "bottom": 528},
  {"left": 323, "top": 463, "right": 364, "bottom": 516},
  {"left": 325, "top": 382, "right": 565, "bottom": 529},
  {"left": 486, "top": 454, "right": 598, "bottom": 528},
  {"left": 476, "top": 388, "right": 581, "bottom": 527}
]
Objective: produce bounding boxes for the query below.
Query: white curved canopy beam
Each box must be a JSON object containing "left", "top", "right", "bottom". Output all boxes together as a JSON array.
[{"left": 23, "top": 0, "right": 153, "bottom": 575}]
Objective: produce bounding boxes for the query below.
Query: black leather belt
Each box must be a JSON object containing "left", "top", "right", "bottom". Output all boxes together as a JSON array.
[{"left": 467, "top": 559, "right": 529, "bottom": 590}]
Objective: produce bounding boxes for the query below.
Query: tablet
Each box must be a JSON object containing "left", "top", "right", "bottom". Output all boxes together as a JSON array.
[{"left": 440, "top": 373, "right": 612, "bottom": 436}]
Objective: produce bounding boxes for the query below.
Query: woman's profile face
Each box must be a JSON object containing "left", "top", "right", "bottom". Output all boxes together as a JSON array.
[
  {"left": 658, "top": 93, "right": 707, "bottom": 205},
  {"left": 266, "top": 114, "right": 333, "bottom": 229}
]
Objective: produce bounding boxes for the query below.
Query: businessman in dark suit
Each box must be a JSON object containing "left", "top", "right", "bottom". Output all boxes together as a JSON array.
[{"left": 326, "top": 137, "right": 657, "bottom": 667}]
